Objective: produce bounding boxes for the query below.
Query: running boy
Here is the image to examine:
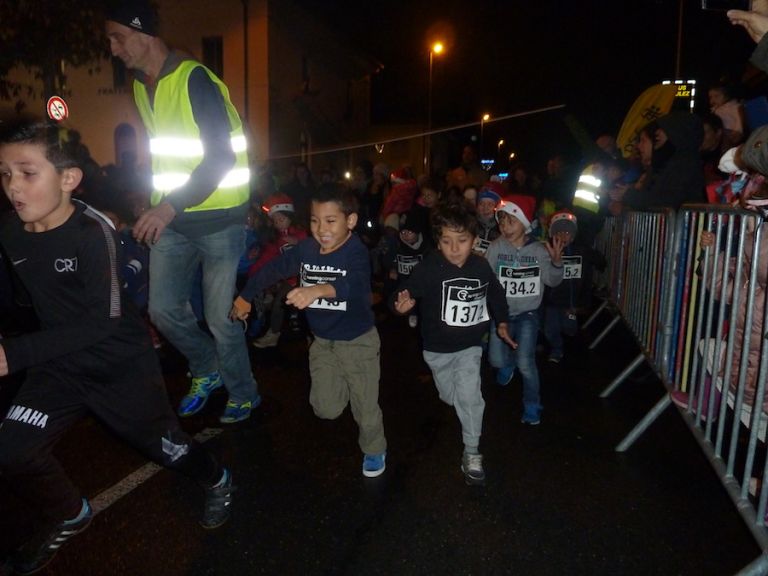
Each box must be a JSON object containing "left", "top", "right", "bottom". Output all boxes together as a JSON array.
[
  {"left": 0, "top": 120, "right": 233, "bottom": 575},
  {"left": 391, "top": 201, "right": 514, "bottom": 485},
  {"left": 485, "top": 195, "right": 564, "bottom": 425},
  {"left": 231, "top": 185, "right": 387, "bottom": 477}
]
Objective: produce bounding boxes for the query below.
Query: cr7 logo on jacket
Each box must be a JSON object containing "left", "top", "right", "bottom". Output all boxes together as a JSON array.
[{"left": 55, "top": 257, "right": 78, "bottom": 272}]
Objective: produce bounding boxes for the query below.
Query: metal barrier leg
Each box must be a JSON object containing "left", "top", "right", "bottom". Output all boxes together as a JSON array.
[
  {"left": 734, "top": 553, "right": 768, "bottom": 576},
  {"left": 600, "top": 353, "right": 645, "bottom": 398},
  {"left": 581, "top": 300, "right": 608, "bottom": 330},
  {"left": 589, "top": 315, "right": 621, "bottom": 350},
  {"left": 615, "top": 394, "right": 671, "bottom": 452}
]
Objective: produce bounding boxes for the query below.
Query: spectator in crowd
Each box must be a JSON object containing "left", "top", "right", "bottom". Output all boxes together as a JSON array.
[
  {"left": 446, "top": 144, "right": 489, "bottom": 190},
  {"left": 231, "top": 185, "right": 388, "bottom": 478},
  {"left": 622, "top": 112, "right": 706, "bottom": 210},
  {"left": 391, "top": 201, "right": 514, "bottom": 486},
  {"left": 106, "top": 0, "right": 259, "bottom": 423},
  {"left": 701, "top": 112, "right": 727, "bottom": 185},
  {"left": 485, "top": 195, "right": 564, "bottom": 426},
  {"left": 248, "top": 194, "right": 307, "bottom": 348},
  {"left": 708, "top": 82, "right": 745, "bottom": 148},
  {"left": 0, "top": 120, "right": 233, "bottom": 575}
]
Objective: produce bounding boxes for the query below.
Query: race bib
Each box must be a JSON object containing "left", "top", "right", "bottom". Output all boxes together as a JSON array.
[
  {"left": 562, "top": 255, "right": 582, "bottom": 279},
  {"left": 397, "top": 254, "right": 422, "bottom": 276},
  {"left": 474, "top": 238, "right": 491, "bottom": 255},
  {"left": 498, "top": 265, "right": 541, "bottom": 298},
  {"left": 441, "top": 278, "right": 489, "bottom": 327},
  {"left": 300, "top": 263, "right": 347, "bottom": 311}
]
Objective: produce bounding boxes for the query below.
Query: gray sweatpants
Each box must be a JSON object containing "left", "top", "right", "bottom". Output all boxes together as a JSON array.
[
  {"left": 309, "top": 328, "right": 387, "bottom": 455},
  {"left": 423, "top": 346, "right": 484, "bottom": 452}
]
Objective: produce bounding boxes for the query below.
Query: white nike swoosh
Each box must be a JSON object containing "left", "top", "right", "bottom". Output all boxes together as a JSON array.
[{"left": 12, "top": 258, "right": 27, "bottom": 266}]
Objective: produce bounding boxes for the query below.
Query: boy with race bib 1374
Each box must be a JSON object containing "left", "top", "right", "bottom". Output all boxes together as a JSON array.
[
  {"left": 391, "top": 201, "right": 515, "bottom": 486},
  {"left": 484, "top": 195, "right": 564, "bottom": 426},
  {"left": 230, "top": 185, "right": 387, "bottom": 478}
]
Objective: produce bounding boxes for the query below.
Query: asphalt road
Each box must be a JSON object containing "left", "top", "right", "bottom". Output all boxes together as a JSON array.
[{"left": 0, "top": 306, "right": 761, "bottom": 575}]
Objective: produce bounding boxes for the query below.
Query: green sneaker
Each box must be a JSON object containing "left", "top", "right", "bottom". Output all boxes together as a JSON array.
[{"left": 219, "top": 395, "right": 261, "bottom": 424}]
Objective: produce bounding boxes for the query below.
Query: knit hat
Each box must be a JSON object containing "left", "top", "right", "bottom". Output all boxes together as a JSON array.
[
  {"left": 478, "top": 181, "right": 504, "bottom": 206},
  {"left": 402, "top": 209, "right": 425, "bottom": 235},
  {"left": 496, "top": 194, "right": 536, "bottom": 233},
  {"left": 263, "top": 194, "right": 294, "bottom": 216},
  {"left": 549, "top": 210, "right": 578, "bottom": 238},
  {"left": 106, "top": 0, "right": 158, "bottom": 36}
]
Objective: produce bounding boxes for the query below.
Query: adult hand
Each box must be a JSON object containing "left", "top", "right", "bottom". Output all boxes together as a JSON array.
[
  {"left": 393, "top": 289, "right": 415, "bottom": 314},
  {"left": 728, "top": 2, "right": 768, "bottom": 43},
  {"left": 133, "top": 202, "right": 176, "bottom": 245},
  {"left": 497, "top": 322, "right": 517, "bottom": 349},
  {"left": 0, "top": 345, "right": 8, "bottom": 377},
  {"left": 230, "top": 296, "right": 252, "bottom": 321}
]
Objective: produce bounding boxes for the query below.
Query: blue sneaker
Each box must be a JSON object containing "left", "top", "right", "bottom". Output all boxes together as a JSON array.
[
  {"left": 521, "top": 404, "right": 542, "bottom": 425},
  {"left": 496, "top": 366, "right": 514, "bottom": 386},
  {"left": 178, "top": 372, "right": 223, "bottom": 417},
  {"left": 219, "top": 395, "right": 262, "bottom": 424},
  {"left": 362, "top": 452, "right": 386, "bottom": 478}
]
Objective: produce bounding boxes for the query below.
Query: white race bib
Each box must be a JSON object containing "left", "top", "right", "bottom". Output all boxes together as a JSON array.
[
  {"left": 300, "top": 263, "right": 347, "bottom": 311},
  {"left": 441, "top": 278, "right": 490, "bottom": 327},
  {"left": 498, "top": 265, "right": 541, "bottom": 298},
  {"left": 396, "top": 254, "right": 422, "bottom": 276},
  {"left": 474, "top": 238, "right": 491, "bottom": 255},
  {"left": 562, "top": 255, "right": 582, "bottom": 279}
]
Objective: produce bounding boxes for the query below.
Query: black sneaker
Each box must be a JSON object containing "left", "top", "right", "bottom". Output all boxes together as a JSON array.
[
  {"left": 201, "top": 468, "right": 234, "bottom": 529},
  {"left": 12, "top": 499, "right": 92, "bottom": 575}
]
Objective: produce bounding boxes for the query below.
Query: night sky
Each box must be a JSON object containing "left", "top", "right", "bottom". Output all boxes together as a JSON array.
[{"left": 296, "top": 0, "right": 758, "bottom": 167}]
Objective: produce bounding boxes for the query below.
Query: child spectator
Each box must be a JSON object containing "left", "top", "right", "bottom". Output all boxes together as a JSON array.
[
  {"left": 390, "top": 209, "right": 434, "bottom": 328},
  {"left": 248, "top": 193, "right": 307, "bottom": 348},
  {"left": 485, "top": 195, "right": 564, "bottom": 425},
  {"left": 542, "top": 211, "right": 583, "bottom": 363},
  {"left": 231, "top": 185, "right": 387, "bottom": 477},
  {"left": 0, "top": 120, "right": 233, "bottom": 574},
  {"left": 474, "top": 182, "right": 502, "bottom": 255},
  {"left": 391, "top": 201, "right": 515, "bottom": 485}
]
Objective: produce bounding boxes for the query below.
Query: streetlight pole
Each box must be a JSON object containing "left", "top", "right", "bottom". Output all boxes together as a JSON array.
[{"left": 426, "top": 41, "right": 443, "bottom": 175}]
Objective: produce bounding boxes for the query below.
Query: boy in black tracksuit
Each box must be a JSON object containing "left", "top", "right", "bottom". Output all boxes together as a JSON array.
[
  {"left": 0, "top": 120, "right": 232, "bottom": 575},
  {"left": 391, "top": 201, "right": 514, "bottom": 485}
]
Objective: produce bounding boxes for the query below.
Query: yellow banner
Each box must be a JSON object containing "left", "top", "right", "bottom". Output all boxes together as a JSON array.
[{"left": 617, "top": 84, "right": 678, "bottom": 158}]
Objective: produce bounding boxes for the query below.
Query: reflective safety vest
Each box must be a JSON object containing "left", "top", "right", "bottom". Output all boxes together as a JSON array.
[
  {"left": 573, "top": 165, "right": 601, "bottom": 214},
  {"left": 134, "top": 60, "right": 250, "bottom": 212}
]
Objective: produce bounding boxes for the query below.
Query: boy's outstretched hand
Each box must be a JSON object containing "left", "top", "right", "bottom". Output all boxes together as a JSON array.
[
  {"left": 394, "top": 289, "right": 416, "bottom": 315},
  {"left": 497, "top": 322, "right": 517, "bottom": 349},
  {"left": 546, "top": 234, "right": 566, "bottom": 266},
  {"left": 230, "top": 296, "right": 252, "bottom": 321}
]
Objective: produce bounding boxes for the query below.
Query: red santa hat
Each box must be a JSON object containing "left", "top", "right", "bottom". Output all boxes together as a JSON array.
[
  {"left": 262, "top": 194, "right": 294, "bottom": 216},
  {"left": 496, "top": 194, "right": 536, "bottom": 233}
]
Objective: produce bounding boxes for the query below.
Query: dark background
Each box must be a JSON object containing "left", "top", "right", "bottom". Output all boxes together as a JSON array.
[{"left": 297, "top": 0, "right": 760, "bottom": 168}]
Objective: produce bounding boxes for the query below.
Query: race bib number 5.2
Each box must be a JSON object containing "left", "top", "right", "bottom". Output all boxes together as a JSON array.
[
  {"left": 498, "top": 265, "right": 540, "bottom": 298},
  {"left": 562, "top": 255, "right": 582, "bottom": 279},
  {"left": 441, "top": 278, "right": 489, "bottom": 327}
]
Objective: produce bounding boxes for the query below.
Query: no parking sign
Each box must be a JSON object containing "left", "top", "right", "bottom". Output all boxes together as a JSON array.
[{"left": 46, "top": 96, "right": 69, "bottom": 122}]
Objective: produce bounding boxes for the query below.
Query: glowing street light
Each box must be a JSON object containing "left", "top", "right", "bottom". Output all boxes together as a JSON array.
[
  {"left": 480, "top": 113, "right": 490, "bottom": 156},
  {"left": 426, "top": 41, "right": 445, "bottom": 174}
]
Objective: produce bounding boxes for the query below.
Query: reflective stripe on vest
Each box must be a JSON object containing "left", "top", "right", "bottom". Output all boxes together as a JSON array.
[{"left": 134, "top": 60, "right": 250, "bottom": 212}]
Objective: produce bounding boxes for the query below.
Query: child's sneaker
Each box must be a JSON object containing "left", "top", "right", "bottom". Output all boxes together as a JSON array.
[
  {"left": 496, "top": 366, "right": 514, "bottom": 386},
  {"left": 461, "top": 452, "right": 485, "bottom": 486},
  {"left": 408, "top": 315, "right": 418, "bottom": 328},
  {"left": 201, "top": 468, "right": 234, "bottom": 529},
  {"left": 12, "top": 499, "right": 92, "bottom": 575},
  {"left": 177, "top": 372, "right": 223, "bottom": 417},
  {"left": 252, "top": 330, "right": 280, "bottom": 349},
  {"left": 521, "top": 404, "right": 541, "bottom": 425},
  {"left": 362, "top": 452, "right": 386, "bottom": 477},
  {"left": 219, "top": 395, "right": 261, "bottom": 424}
]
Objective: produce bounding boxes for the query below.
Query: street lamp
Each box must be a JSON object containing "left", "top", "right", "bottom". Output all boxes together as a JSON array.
[
  {"left": 480, "top": 113, "right": 490, "bottom": 156},
  {"left": 426, "top": 41, "right": 444, "bottom": 174},
  {"left": 497, "top": 139, "right": 505, "bottom": 156}
]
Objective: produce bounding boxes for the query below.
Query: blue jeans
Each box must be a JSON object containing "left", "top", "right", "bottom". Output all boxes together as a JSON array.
[
  {"left": 149, "top": 224, "right": 257, "bottom": 404},
  {"left": 489, "top": 310, "right": 541, "bottom": 410}
]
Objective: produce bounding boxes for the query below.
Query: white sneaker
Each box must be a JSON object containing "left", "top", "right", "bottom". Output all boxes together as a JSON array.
[
  {"left": 408, "top": 315, "right": 418, "bottom": 328},
  {"left": 461, "top": 452, "right": 485, "bottom": 486},
  {"left": 252, "top": 330, "right": 280, "bottom": 348}
]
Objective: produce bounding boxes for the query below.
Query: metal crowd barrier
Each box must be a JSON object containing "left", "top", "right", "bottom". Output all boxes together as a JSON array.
[{"left": 590, "top": 204, "right": 768, "bottom": 575}]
